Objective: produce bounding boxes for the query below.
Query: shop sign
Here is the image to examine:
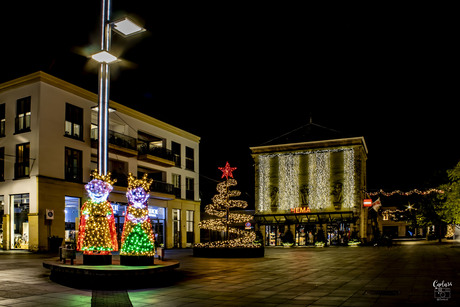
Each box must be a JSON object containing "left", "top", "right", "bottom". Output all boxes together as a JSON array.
[
  {"left": 291, "top": 207, "right": 311, "bottom": 214},
  {"left": 245, "top": 222, "right": 251, "bottom": 229},
  {"left": 363, "top": 199, "right": 372, "bottom": 207}
]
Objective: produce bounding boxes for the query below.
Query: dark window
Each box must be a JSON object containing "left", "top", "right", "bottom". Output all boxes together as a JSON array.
[
  {"left": 0, "top": 104, "right": 5, "bottom": 137},
  {"left": 15, "top": 143, "right": 30, "bottom": 179},
  {"left": 65, "top": 103, "right": 83, "bottom": 140},
  {"left": 171, "top": 142, "right": 181, "bottom": 167},
  {"left": 185, "top": 147, "right": 194, "bottom": 171},
  {"left": 65, "top": 147, "right": 82, "bottom": 182},
  {"left": 15, "top": 97, "right": 31, "bottom": 134},
  {"left": 0, "top": 147, "right": 4, "bottom": 181},
  {"left": 186, "top": 177, "right": 194, "bottom": 200}
]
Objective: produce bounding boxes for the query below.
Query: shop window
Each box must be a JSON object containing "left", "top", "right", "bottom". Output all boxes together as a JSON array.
[
  {"left": 171, "top": 142, "right": 181, "bottom": 167},
  {"left": 149, "top": 206, "right": 165, "bottom": 246},
  {"left": 0, "top": 195, "right": 4, "bottom": 248},
  {"left": 186, "top": 210, "right": 194, "bottom": 246},
  {"left": 65, "top": 147, "right": 82, "bottom": 182},
  {"left": 10, "top": 194, "right": 29, "bottom": 249},
  {"left": 15, "top": 96, "right": 31, "bottom": 134},
  {"left": 15, "top": 143, "right": 30, "bottom": 179},
  {"left": 0, "top": 103, "right": 5, "bottom": 137},
  {"left": 65, "top": 196, "right": 80, "bottom": 242},
  {"left": 185, "top": 147, "right": 194, "bottom": 171},
  {"left": 65, "top": 103, "right": 83, "bottom": 140},
  {"left": 172, "top": 209, "right": 181, "bottom": 248}
]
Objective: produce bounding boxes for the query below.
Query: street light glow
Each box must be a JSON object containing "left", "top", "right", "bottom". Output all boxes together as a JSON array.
[
  {"left": 91, "top": 51, "right": 118, "bottom": 63},
  {"left": 112, "top": 17, "right": 145, "bottom": 36}
]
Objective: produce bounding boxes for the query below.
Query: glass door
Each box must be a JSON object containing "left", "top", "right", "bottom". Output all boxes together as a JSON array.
[
  {"left": 10, "top": 194, "right": 29, "bottom": 249},
  {"left": 172, "top": 209, "right": 181, "bottom": 248}
]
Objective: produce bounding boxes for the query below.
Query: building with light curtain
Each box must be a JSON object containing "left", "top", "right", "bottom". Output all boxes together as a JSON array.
[
  {"left": 250, "top": 122, "right": 369, "bottom": 246},
  {"left": 0, "top": 72, "right": 200, "bottom": 251}
]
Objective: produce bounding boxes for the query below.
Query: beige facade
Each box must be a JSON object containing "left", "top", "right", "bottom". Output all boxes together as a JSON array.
[{"left": 0, "top": 72, "right": 200, "bottom": 251}]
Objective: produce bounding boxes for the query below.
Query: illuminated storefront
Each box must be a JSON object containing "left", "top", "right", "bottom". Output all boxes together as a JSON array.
[{"left": 251, "top": 136, "right": 369, "bottom": 246}]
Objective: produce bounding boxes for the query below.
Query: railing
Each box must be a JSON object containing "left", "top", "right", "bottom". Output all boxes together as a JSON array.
[
  {"left": 151, "top": 180, "right": 174, "bottom": 195},
  {"left": 138, "top": 143, "right": 175, "bottom": 162},
  {"left": 91, "top": 127, "right": 137, "bottom": 151}
]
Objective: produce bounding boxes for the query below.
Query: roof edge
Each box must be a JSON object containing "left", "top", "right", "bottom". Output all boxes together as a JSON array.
[{"left": 0, "top": 71, "right": 200, "bottom": 143}]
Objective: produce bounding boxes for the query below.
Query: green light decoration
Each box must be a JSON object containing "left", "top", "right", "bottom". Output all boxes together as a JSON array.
[{"left": 121, "top": 224, "right": 154, "bottom": 255}]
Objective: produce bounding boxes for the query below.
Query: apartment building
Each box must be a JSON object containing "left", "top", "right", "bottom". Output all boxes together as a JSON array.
[{"left": 0, "top": 72, "right": 200, "bottom": 251}]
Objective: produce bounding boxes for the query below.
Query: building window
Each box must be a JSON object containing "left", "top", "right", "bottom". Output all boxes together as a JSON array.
[
  {"left": 172, "top": 209, "right": 181, "bottom": 248},
  {"left": 186, "top": 210, "right": 194, "bottom": 246},
  {"left": 0, "top": 147, "right": 4, "bottom": 181},
  {"left": 0, "top": 104, "right": 5, "bottom": 137},
  {"left": 172, "top": 174, "right": 181, "bottom": 198},
  {"left": 65, "top": 147, "right": 82, "bottom": 182},
  {"left": 185, "top": 147, "right": 194, "bottom": 171},
  {"left": 65, "top": 103, "right": 83, "bottom": 140},
  {"left": 171, "top": 142, "right": 181, "bottom": 168},
  {"left": 186, "top": 177, "right": 194, "bottom": 200},
  {"left": 15, "top": 143, "right": 30, "bottom": 179},
  {"left": 15, "top": 96, "right": 31, "bottom": 134}
]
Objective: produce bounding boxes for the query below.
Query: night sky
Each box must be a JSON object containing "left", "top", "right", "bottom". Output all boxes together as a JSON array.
[{"left": 1, "top": 2, "right": 458, "bottom": 206}]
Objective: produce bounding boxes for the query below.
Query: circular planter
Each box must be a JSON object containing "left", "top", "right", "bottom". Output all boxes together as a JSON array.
[
  {"left": 83, "top": 254, "right": 112, "bottom": 265},
  {"left": 120, "top": 255, "right": 154, "bottom": 266}
]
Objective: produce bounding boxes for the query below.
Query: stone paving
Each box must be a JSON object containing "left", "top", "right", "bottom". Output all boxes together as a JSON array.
[{"left": 0, "top": 243, "right": 460, "bottom": 306}]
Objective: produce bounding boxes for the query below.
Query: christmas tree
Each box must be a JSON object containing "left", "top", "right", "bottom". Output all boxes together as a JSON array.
[
  {"left": 196, "top": 162, "right": 258, "bottom": 248},
  {"left": 77, "top": 170, "right": 118, "bottom": 255},
  {"left": 120, "top": 173, "right": 155, "bottom": 257}
]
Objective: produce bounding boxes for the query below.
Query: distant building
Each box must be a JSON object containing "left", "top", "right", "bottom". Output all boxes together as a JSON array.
[
  {"left": 0, "top": 72, "right": 200, "bottom": 251},
  {"left": 250, "top": 122, "right": 369, "bottom": 246}
]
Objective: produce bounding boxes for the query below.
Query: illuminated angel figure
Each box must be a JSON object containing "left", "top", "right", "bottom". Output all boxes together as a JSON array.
[
  {"left": 120, "top": 173, "right": 155, "bottom": 256},
  {"left": 77, "top": 171, "right": 118, "bottom": 255}
]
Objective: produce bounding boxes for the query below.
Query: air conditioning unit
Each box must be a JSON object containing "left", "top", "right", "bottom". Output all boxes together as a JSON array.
[{"left": 46, "top": 209, "right": 54, "bottom": 220}]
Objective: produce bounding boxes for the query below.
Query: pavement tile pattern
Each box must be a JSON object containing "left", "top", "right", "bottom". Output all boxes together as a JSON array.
[{"left": 0, "top": 243, "right": 459, "bottom": 306}]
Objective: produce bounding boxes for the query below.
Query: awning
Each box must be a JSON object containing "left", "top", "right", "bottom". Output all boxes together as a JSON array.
[{"left": 254, "top": 211, "right": 356, "bottom": 225}]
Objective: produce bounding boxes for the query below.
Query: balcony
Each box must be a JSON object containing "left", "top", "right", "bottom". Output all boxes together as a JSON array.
[
  {"left": 91, "top": 128, "right": 138, "bottom": 157},
  {"left": 137, "top": 144, "right": 176, "bottom": 167}
]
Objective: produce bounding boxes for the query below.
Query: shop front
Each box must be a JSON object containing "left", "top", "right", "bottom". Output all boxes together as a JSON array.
[{"left": 256, "top": 210, "right": 358, "bottom": 247}]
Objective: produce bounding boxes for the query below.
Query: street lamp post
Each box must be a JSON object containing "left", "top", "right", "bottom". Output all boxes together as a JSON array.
[{"left": 93, "top": 0, "right": 145, "bottom": 175}]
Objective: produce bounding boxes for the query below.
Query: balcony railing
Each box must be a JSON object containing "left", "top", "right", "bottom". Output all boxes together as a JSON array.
[
  {"left": 91, "top": 127, "right": 137, "bottom": 156},
  {"left": 138, "top": 144, "right": 175, "bottom": 163}
]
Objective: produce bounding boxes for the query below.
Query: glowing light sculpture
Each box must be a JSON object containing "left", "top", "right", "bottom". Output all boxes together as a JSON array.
[
  {"left": 120, "top": 173, "right": 155, "bottom": 265},
  {"left": 195, "top": 162, "right": 259, "bottom": 249},
  {"left": 77, "top": 170, "right": 118, "bottom": 260}
]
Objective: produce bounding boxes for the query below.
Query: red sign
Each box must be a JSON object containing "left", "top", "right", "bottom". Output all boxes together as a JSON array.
[
  {"left": 363, "top": 199, "right": 373, "bottom": 207},
  {"left": 291, "top": 207, "right": 311, "bottom": 214}
]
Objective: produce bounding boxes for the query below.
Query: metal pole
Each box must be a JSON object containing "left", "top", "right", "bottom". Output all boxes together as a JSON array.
[{"left": 97, "top": 0, "right": 112, "bottom": 175}]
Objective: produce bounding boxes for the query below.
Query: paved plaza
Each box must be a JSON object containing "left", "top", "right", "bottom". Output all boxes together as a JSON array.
[{"left": 0, "top": 243, "right": 459, "bottom": 306}]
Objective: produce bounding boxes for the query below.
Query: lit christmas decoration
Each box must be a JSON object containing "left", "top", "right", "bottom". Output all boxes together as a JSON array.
[
  {"left": 257, "top": 148, "right": 356, "bottom": 213},
  {"left": 218, "top": 161, "right": 237, "bottom": 179},
  {"left": 196, "top": 163, "right": 259, "bottom": 249},
  {"left": 77, "top": 170, "right": 118, "bottom": 255},
  {"left": 366, "top": 188, "right": 444, "bottom": 197},
  {"left": 120, "top": 173, "right": 155, "bottom": 256}
]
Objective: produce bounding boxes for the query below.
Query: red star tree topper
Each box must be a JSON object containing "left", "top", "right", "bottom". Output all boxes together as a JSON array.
[{"left": 219, "top": 162, "right": 237, "bottom": 179}]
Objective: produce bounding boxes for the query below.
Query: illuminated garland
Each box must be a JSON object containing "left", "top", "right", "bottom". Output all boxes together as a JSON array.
[
  {"left": 196, "top": 163, "right": 259, "bottom": 249},
  {"left": 77, "top": 172, "right": 118, "bottom": 255},
  {"left": 257, "top": 148, "right": 356, "bottom": 212},
  {"left": 120, "top": 173, "right": 155, "bottom": 257},
  {"left": 367, "top": 189, "right": 444, "bottom": 197}
]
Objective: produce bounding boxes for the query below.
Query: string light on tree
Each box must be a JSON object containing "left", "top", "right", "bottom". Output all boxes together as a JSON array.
[{"left": 196, "top": 162, "right": 259, "bottom": 249}]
